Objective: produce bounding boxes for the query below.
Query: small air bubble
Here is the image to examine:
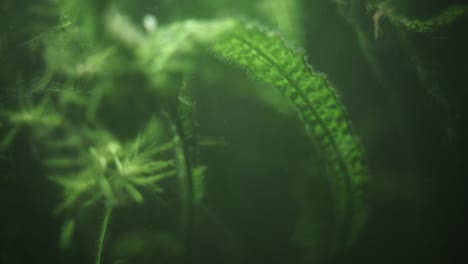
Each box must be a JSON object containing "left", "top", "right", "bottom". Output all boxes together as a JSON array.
[{"left": 143, "top": 14, "right": 158, "bottom": 33}]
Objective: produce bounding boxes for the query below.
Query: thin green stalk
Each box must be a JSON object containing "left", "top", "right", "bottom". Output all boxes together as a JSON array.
[{"left": 96, "top": 205, "right": 113, "bottom": 264}]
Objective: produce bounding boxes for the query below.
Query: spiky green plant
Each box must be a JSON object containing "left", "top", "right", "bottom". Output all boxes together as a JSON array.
[{"left": 49, "top": 118, "right": 177, "bottom": 212}]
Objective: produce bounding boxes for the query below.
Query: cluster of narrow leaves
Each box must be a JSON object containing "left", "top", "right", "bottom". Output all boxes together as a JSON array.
[
  {"left": 4, "top": 86, "right": 178, "bottom": 213},
  {"left": 2, "top": 82, "right": 182, "bottom": 261},
  {"left": 49, "top": 118, "right": 178, "bottom": 212},
  {"left": 212, "top": 22, "right": 368, "bottom": 251}
]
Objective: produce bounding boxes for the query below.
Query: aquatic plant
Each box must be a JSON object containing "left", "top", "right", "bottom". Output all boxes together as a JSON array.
[
  {"left": 213, "top": 21, "right": 368, "bottom": 252},
  {"left": 1, "top": 0, "right": 374, "bottom": 263},
  {"left": 367, "top": 0, "right": 467, "bottom": 39}
]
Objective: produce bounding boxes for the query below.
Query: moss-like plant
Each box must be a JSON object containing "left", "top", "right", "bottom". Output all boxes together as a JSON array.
[{"left": 1, "top": 0, "right": 369, "bottom": 263}]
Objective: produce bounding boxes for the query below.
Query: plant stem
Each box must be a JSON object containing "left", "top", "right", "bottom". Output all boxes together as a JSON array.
[{"left": 96, "top": 205, "right": 113, "bottom": 264}]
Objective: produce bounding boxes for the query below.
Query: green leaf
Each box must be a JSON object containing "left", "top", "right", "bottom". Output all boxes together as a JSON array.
[
  {"left": 256, "top": 0, "right": 303, "bottom": 42},
  {"left": 387, "top": 5, "right": 467, "bottom": 33},
  {"left": 192, "top": 165, "right": 207, "bottom": 204},
  {"left": 213, "top": 22, "right": 369, "bottom": 251},
  {"left": 136, "top": 19, "right": 237, "bottom": 91},
  {"left": 59, "top": 218, "right": 75, "bottom": 250}
]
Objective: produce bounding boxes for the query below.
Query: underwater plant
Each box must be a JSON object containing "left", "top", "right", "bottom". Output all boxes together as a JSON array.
[
  {"left": 3, "top": 0, "right": 467, "bottom": 263},
  {"left": 11, "top": 0, "right": 451, "bottom": 263}
]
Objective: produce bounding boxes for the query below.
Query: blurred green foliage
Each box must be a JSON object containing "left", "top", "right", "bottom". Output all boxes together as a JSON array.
[{"left": 1, "top": 1, "right": 467, "bottom": 264}]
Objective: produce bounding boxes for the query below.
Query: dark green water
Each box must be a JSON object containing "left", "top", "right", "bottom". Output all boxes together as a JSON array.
[{"left": 1, "top": 1, "right": 467, "bottom": 264}]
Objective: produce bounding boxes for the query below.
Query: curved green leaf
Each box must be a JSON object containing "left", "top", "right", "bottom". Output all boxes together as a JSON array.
[
  {"left": 386, "top": 4, "right": 467, "bottom": 33},
  {"left": 213, "top": 22, "right": 369, "bottom": 251}
]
